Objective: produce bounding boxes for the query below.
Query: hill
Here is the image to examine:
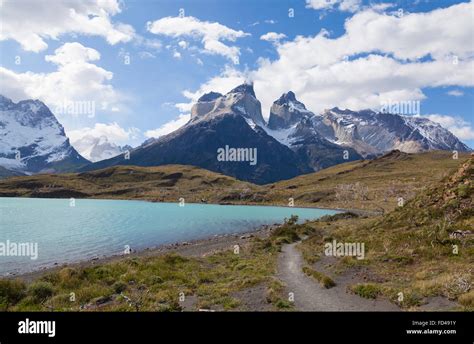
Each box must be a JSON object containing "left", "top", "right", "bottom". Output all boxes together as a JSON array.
[
  {"left": 0, "top": 151, "right": 470, "bottom": 213},
  {"left": 298, "top": 153, "right": 473, "bottom": 309},
  {"left": 264, "top": 150, "right": 470, "bottom": 212},
  {"left": 0, "top": 165, "right": 257, "bottom": 203}
]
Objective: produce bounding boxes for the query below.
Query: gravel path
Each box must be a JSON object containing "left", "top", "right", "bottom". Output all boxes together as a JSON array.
[{"left": 277, "top": 242, "right": 400, "bottom": 311}]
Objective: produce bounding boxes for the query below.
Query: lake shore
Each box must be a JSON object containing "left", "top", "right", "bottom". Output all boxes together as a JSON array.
[{"left": 10, "top": 223, "right": 276, "bottom": 283}]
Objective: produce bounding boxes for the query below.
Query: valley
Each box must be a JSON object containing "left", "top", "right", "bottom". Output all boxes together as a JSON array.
[{"left": 0, "top": 151, "right": 471, "bottom": 312}]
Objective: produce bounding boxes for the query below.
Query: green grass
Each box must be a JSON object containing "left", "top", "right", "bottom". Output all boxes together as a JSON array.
[
  {"left": 1, "top": 219, "right": 312, "bottom": 311},
  {"left": 350, "top": 283, "right": 381, "bottom": 299},
  {"left": 0, "top": 151, "right": 469, "bottom": 213},
  {"left": 302, "top": 266, "right": 336, "bottom": 289},
  {"left": 298, "top": 155, "right": 473, "bottom": 310}
]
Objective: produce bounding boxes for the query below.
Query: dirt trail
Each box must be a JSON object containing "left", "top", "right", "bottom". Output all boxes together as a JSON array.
[{"left": 277, "top": 242, "right": 399, "bottom": 311}]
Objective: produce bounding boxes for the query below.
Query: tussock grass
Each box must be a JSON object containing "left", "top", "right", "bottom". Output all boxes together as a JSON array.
[{"left": 302, "top": 266, "right": 336, "bottom": 289}]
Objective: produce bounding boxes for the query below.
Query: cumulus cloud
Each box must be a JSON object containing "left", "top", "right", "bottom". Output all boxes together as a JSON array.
[
  {"left": 67, "top": 122, "right": 140, "bottom": 161},
  {"left": 68, "top": 122, "right": 139, "bottom": 144},
  {"left": 0, "top": 0, "right": 134, "bottom": 52},
  {"left": 175, "top": 66, "right": 246, "bottom": 112},
  {"left": 145, "top": 114, "right": 191, "bottom": 138},
  {"left": 183, "top": 2, "right": 474, "bottom": 121},
  {"left": 0, "top": 42, "right": 120, "bottom": 115},
  {"left": 146, "top": 16, "right": 249, "bottom": 64},
  {"left": 260, "top": 32, "right": 287, "bottom": 43}
]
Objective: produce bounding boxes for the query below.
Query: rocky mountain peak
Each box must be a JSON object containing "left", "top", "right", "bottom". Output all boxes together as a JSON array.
[
  {"left": 268, "top": 91, "right": 311, "bottom": 130},
  {"left": 229, "top": 83, "right": 256, "bottom": 98},
  {"left": 0, "top": 94, "right": 88, "bottom": 173},
  {"left": 197, "top": 92, "right": 222, "bottom": 102},
  {"left": 191, "top": 83, "right": 265, "bottom": 125}
]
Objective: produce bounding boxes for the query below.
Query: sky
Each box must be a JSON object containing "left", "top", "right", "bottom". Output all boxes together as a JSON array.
[{"left": 0, "top": 0, "right": 473, "bottom": 152}]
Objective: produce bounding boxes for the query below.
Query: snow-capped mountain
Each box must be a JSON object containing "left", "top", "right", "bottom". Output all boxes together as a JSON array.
[
  {"left": 267, "top": 91, "right": 311, "bottom": 130},
  {"left": 191, "top": 84, "right": 265, "bottom": 125},
  {"left": 313, "top": 108, "right": 470, "bottom": 157},
  {"left": 0, "top": 95, "right": 89, "bottom": 174},
  {"left": 265, "top": 92, "right": 362, "bottom": 170},
  {"left": 265, "top": 93, "right": 469, "bottom": 158},
  {"left": 80, "top": 84, "right": 312, "bottom": 184},
  {"left": 70, "top": 135, "right": 132, "bottom": 163},
  {"left": 2, "top": 85, "right": 468, "bottom": 183}
]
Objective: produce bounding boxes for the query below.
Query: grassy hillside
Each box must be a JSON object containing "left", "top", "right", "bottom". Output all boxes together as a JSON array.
[
  {"left": 264, "top": 150, "right": 470, "bottom": 212},
  {"left": 0, "top": 165, "right": 258, "bottom": 203},
  {"left": 0, "top": 218, "right": 312, "bottom": 311},
  {"left": 0, "top": 151, "right": 469, "bottom": 214},
  {"left": 298, "top": 154, "right": 473, "bottom": 310},
  {"left": 0, "top": 152, "right": 471, "bottom": 311}
]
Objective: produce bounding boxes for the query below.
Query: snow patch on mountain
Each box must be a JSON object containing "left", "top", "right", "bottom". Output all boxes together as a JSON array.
[{"left": 0, "top": 95, "right": 89, "bottom": 173}]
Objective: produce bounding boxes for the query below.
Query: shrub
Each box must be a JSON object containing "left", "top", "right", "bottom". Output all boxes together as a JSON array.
[
  {"left": 351, "top": 283, "right": 381, "bottom": 299},
  {"left": 284, "top": 215, "right": 299, "bottom": 225},
  {"left": 0, "top": 279, "right": 26, "bottom": 309},
  {"left": 302, "top": 266, "right": 336, "bottom": 288},
  {"left": 112, "top": 281, "right": 127, "bottom": 293},
  {"left": 28, "top": 281, "right": 54, "bottom": 303},
  {"left": 458, "top": 290, "right": 474, "bottom": 309}
]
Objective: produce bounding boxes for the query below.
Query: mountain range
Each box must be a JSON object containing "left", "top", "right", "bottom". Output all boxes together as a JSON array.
[
  {"left": 0, "top": 85, "right": 470, "bottom": 183},
  {"left": 0, "top": 95, "right": 88, "bottom": 174}
]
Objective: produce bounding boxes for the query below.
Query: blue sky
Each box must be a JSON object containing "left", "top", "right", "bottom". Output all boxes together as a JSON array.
[{"left": 0, "top": 0, "right": 473, "bottom": 152}]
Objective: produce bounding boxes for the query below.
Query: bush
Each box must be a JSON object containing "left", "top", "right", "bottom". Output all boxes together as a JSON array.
[
  {"left": 28, "top": 281, "right": 54, "bottom": 303},
  {"left": 112, "top": 281, "right": 127, "bottom": 293},
  {"left": 284, "top": 215, "right": 299, "bottom": 225},
  {"left": 302, "top": 266, "right": 336, "bottom": 288},
  {"left": 458, "top": 290, "right": 474, "bottom": 309},
  {"left": 0, "top": 279, "right": 26, "bottom": 309},
  {"left": 457, "top": 184, "right": 470, "bottom": 198},
  {"left": 351, "top": 283, "right": 381, "bottom": 299}
]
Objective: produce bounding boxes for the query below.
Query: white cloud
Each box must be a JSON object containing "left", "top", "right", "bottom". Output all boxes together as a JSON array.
[
  {"left": 67, "top": 123, "right": 140, "bottom": 162},
  {"left": 173, "top": 51, "right": 182, "bottom": 59},
  {"left": 0, "top": 0, "right": 134, "bottom": 52},
  {"left": 0, "top": 42, "right": 120, "bottom": 115},
  {"left": 306, "top": 0, "right": 362, "bottom": 13},
  {"left": 447, "top": 90, "right": 464, "bottom": 97},
  {"left": 175, "top": 66, "right": 246, "bottom": 112},
  {"left": 145, "top": 114, "right": 191, "bottom": 138},
  {"left": 260, "top": 32, "right": 287, "bottom": 43},
  {"left": 185, "top": 2, "right": 474, "bottom": 121},
  {"left": 68, "top": 122, "right": 139, "bottom": 143},
  {"left": 147, "top": 16, "right": 249, "bottom": 64},
  {"left": 178, "top": 40, "right": 188, "bottom": 49},
  {"left": 422, "top": 114, "right": 474, "bottom": 140}
]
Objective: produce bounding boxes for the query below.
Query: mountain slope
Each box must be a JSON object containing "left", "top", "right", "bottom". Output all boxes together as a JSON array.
[
  {"left": 263, "top": 150, "right": 472, "bottom": 211},
  {"left": 1, "top": 150, "right": 469, "bottom": 213},
  {"left": 314, "top": 107, "right": 470, "bottom": 156},
  {"left": 80, "top": 85, "right": 312, "bottom": 184},
  {"left": 297, "top": 153, "right": 473, "bottom": 310},
  {"left": 0, "top": 164, "right": 258, "bottom": 202},
  {"left": 0, "top": 166, "right": 25, "bottom": 179},
  {"left": 0, "top": 95, "right": 89, "bottom": 173},
  {"left": 70, "top": 135, "right": 131, "bottom": 162}
]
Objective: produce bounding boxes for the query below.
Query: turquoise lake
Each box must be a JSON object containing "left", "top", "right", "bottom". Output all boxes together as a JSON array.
[{"left": 0, "top": 197, "right": 339, "bottom": 275}]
